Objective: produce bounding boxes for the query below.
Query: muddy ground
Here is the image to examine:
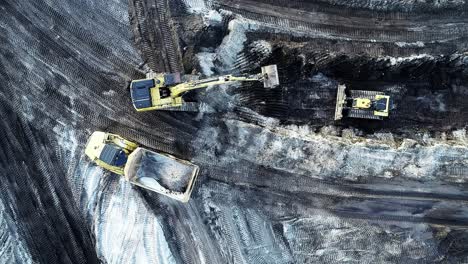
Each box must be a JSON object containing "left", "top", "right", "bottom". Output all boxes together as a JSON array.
[{"left": 0, "top": 0, "right": 467, "bottom": 263}]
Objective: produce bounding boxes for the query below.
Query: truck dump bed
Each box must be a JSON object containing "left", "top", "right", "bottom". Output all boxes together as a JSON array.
[{"left": 123, "top": 147, "right": 199, "bottom": 202}]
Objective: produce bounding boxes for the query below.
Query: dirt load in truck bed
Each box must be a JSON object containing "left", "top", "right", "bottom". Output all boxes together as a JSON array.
[{"left": 124, "top": 148, "right": 199, "bottom": 196}]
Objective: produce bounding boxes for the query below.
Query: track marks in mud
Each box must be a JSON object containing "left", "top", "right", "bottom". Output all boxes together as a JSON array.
[
  {"left": 199, "top": 180, "right": 468, "bottom": 229},
  {"left": 229, "top": 47, "right": 468, "bottom": 132},
  {"left": 215, "top": 0, "right": 468, "bottom": 42},
  {"left": 128, "top": 0, "right": 184, "bottom": 73},
  {"left": 0, "top": 103, "right": 99, "bottom": 264},
  {"left": 213, "top": 0, "right": 468, "bottom": 56},
  {"left": 192, "top": 180, "right": 468, "bottom": 262}
]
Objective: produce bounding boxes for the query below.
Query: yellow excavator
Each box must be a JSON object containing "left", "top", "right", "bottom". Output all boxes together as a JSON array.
[
  {"left": 335, "top": 84, "right": 392, "bottom": 120},
  {"left": 130, "top": 65, "right": 279, "bottom": 111},
  {"left": 85, "top": 131, "right": 200, "bottom": 202}
]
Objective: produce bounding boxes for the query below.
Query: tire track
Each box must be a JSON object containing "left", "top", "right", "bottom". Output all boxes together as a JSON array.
[
  {"left": 199, "top": 161, "right": 468, "bottom": 205},
  {"left": 129, "top": 0, "right": 183, "bottom": 73},
  {"left": 214, "top": 0, "right": 468, "bottom": 43},
  {"left": 204, "top": 179, "right": 468, "bottom": 229}
]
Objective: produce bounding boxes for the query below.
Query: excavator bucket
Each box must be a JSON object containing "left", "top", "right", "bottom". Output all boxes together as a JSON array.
[
  {"left": 334, "top": 84, "right": 347, "bottom": 120},
  {"left": 261, "top": 65, "right": 279, "bottom": 88}
]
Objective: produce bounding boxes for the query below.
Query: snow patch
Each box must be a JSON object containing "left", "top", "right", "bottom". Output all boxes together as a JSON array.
[
  {"left": 203, "top": 10, "right": 222, "bottom": 26},
  {"left": 53, "top": 124, "right": 79, "bottom": 167},
  {"left": 102, "top": 89, "right": 117, "bottom": 96},
  {"left": 395, "top": 41, "right": 425, "bottom": 48},
  {"left": 181, "top": 0, "right": 208, "bottom": 14},
  {"left": 196, "top": 52, "right": 216, "bottom": 76},
  {"left": 453, "top": 128, "right": 467, "bottom": 144},
  {"left": 95, "top": 183, "right": 176, "bottom": 264},
  {"left": 383, "top": 54, "right": 434, "bottom": 66},
  {"left": 195, "top": 118, "right": 468, "bottom": 183},
  {"left": 215, "top": 18, "right": 260, "bottom": 71}
]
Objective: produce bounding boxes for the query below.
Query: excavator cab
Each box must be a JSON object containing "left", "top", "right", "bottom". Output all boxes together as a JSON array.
[{"left": 130, "top": 73, "right": 182, "bottom": 111}]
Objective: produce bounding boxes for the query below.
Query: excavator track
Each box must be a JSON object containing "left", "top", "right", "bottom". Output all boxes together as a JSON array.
[
  {"left": 347, "top": 109, "right": 383, "bottom": 120},
  {"left": 348, "top": 89, "right": 384, "bottom": 99}
]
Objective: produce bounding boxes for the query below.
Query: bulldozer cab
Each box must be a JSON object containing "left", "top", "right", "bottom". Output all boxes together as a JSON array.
[{"left": 373, "top": 96, "right": 390, "bottom": 111}]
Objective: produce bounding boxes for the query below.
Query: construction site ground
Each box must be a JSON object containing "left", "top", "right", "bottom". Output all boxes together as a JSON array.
[{"left": 0, "top": 0, "right": 467, "bottom": 263}]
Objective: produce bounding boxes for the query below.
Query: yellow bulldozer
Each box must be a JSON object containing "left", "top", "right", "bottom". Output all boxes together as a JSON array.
[
  {"left": 129, "top": 65, "right": 279, "bottom": 111},
  {"left": 334, "top": 84, "right": 392, "bottom": 120}
]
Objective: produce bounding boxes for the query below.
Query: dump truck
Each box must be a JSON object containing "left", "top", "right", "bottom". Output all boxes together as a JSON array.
[
  {"left": 130, "top": 65, "right": 280, "bottom": 111},
  {"left": 85, "top": 131, "right": 199, "bottom": 202},
  {"left": 335, "top": 84, "right": 392, "bottom": 120}
]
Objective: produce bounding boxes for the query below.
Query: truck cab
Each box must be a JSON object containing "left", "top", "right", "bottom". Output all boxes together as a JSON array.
[{"left": 84, "top": 131, "right": 138, "bottom": 175}]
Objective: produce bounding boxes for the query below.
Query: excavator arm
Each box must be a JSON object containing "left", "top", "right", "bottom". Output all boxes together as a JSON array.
[{"left": 170, "top": 74, "right": 264, "bottom": 97}]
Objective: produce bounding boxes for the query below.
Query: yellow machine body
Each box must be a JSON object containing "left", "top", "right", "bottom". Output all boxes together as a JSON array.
[
  {"left": 85, "top": 131, "right": 138, "bottom": 175},
  {"left": 352, "top": 98, "right": 372, "bottom": 109},
  {"left": 373, "top": 94, "right": 390, "bottom": 117},
  {"left": 130, "top": 65, "right": 279, "bottom": 111},
  {"left": 123, "top": 148, "right": 200, "bottom": 203},
  {"left": 85, "top": 131, "right": 200, "bottom": 202},
  {"left": 335, "top": 84, "right": 392, "bottom": 120}
]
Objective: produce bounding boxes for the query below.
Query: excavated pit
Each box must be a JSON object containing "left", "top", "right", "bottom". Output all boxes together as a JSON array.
[{"left": 0, "top": 0, "right": 467, "bottom": 263}]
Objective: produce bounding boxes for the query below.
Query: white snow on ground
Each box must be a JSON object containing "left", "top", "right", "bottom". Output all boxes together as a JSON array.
[
  {"left": 0, "top": 199, "right": 34, "bottom": 264},
  {"left": 199, "top": 183, "right": 295, "bottom": 264},
  {"left": 181, "top": 0, "right": 208, "bottom": 14},
  {"left": 196, "top": 51, "right": 216, "bottom": 76},
  {"left": 196, "top": 16, "right": 272, "bottom": 75},
  {"left": 195, "top": 118, "right": 468, "bottom": 182},
  {"left": 203, "top": 10, "right": 222, "bottom": 26},
  {"left": 102, "top": 89, "right": 117, "bottom": 96},
  {"left": 92, "top": 179, "right": 176, "bottom": 264},
  {"left": 282, "top": 214, "right": 434, "bottom": 263},
  {"left": 250, "top": 40, "right": 272, "bottom": 54},
  {"left": 81, "top": 164, "right": 104, "bottom": 211},
  {"left": 395, "top": 41, "right": 425, "bottom": 48},
  {"left": 53, "top": 124, "right": 80, "bottom": 177},
  {"left": 383, "top": 54, "right": 434, "bottom": 65},
  {"left": 215, "top": 18, "right": 260, "bottom": 71},
  {"left": 453, "top": 128, "right": 468, "bottom": 144}
]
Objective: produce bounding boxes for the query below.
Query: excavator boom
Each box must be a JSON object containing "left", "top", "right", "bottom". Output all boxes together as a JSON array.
[{"left": 170, "top": 75, "right": 264, "bottom": 97}]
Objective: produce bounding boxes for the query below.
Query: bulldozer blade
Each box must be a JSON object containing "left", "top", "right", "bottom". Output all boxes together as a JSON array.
[
  {"left": 261, "top": 65, "right": 279, "bottom": 88},
  {"left": 334, "top": 84, "right": 346, "bottom": 120}
]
